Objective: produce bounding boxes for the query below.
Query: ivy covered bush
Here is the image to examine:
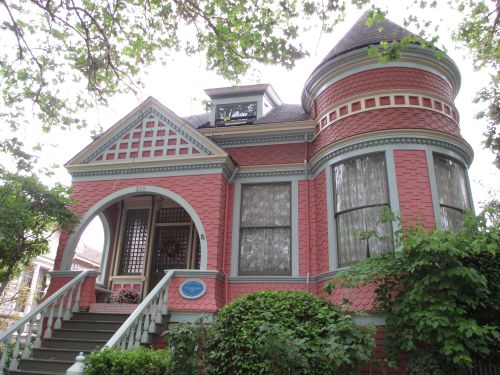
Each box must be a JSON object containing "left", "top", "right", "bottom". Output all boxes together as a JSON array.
[
  {"left": 83, "top": 347, "right": 170, "bottom": 375},
  {"left": 204, "top": 290, "right": 375, "bottom": 375},
  {"left": 330, "top": 203, "right": 500, "bottom": 374}
]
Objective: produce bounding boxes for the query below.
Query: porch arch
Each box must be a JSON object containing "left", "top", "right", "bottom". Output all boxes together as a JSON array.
[{"left": 61, "top": 186, "right": 208, "bottom": 272}]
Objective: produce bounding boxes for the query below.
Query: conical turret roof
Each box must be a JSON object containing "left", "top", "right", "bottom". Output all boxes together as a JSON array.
[{"left": 317, "top": 11, "right": 415, "bottom": 69}]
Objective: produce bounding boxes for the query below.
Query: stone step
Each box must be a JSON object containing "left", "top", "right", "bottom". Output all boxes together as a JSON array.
[
  {"left": 44, "top": 337, "right": 107, "bottom": 351},
  {"left": 62, "top": 319, "right": 124, "bottom": 331},
  {"left": 53, "top": 328, "right": 116, "bottom": 340},
  {"left": 18, "top": 358, "right": 73, "bottom": 373},
  {"left": 32, "top": 348, "right": 90, "bottom": 361},
  {"left": 72, "top": 312, "right": 129, "bottom": 322},
  {"left": 9, "top": 369, "right": 64, "bottom": 375}
]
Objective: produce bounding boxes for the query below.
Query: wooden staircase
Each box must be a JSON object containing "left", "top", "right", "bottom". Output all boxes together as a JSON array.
[{"left": 9, "top": 311, "right": 168, "bottom": 375}]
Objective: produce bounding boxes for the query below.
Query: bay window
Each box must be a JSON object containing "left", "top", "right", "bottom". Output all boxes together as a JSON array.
[
  {"left": 239, "top": 183, "right": 291, "bottom": 275},
  {"left": 333, "top": 153, "right": 394, "bottom": 267},
  {"left": 433, "top": 155, "right": 471, "bottom": 231}
]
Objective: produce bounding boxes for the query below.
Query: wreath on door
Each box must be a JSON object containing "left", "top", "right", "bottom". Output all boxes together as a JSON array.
[{"left": 160, "top": 239, "right": 180, "bottom": 257}]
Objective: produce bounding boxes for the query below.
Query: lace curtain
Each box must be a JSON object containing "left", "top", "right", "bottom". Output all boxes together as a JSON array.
[
  {"left": 333, "top": 154, "right": 393, "bottom": 267},
  {"left": 434, "top": 156, "right": 470, "bottom": 231},
  {"left": 239, "top": 184, "right": 291, "bottom": 274}
]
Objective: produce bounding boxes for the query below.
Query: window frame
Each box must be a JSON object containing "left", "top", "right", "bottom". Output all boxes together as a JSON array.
[
  {"left": 332, "top": 152, "right": 394, "bottom": 268},
  {"left": 432, "top": 153, "right": 472, "bottom": 231},
  {"left": 237, "top": 182, "right": 293, "bottom": 276},
  {"left": 215, "top": 101, "right": 258, "bottom": 125}
]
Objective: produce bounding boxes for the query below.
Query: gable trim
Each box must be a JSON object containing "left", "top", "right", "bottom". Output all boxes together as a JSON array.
[{"left": 66, "top": 97, "right": 227, "bottom": 166}]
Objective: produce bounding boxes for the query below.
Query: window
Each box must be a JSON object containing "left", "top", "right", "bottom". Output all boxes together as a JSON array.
[
  {"left": 333, "top": 153, "right": 394, "bottom": 267},
  {"left": 433, "top": 155, "right": 471, "bottom": 231},
  {"left": 239, "top": 183, "right": 291, "bottom": 275},
  {"left": 215, "top": 102, "right": 257, "bottom": 125}
]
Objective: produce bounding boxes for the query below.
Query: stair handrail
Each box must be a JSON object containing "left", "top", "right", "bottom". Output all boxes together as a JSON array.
[
  {"left": 104, "top": 269, "right": 175, "bottom": 349},
  {"left": 0, "top": 269, "right": 99, "bottom": 374}
]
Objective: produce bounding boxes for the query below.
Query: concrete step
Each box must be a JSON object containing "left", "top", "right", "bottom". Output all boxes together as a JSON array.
[
  {"left": 62, "top": 319, "right": 124, "bottom": 331},
  {"left": 9, "top": 370, "right": 64, "bottom": 375},
  {"left": 71, "top": 312, "right": 129, "bottom": 323},
  {"left": 32, "top": 348, "right": 90, "bottom": 361},
  {"left": 18, "top": 358, "right": 73, "bottom": 373},
  {"left": 53, "top": 328, "right": 116, "bottom": 340},
  {"left": 44, "top": 337, "right": 107, "bottom": 351}
]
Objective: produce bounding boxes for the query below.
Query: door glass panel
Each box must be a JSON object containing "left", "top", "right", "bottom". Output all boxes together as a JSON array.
[
  {"left": 119, "top": 208, "right": 150, "bottom": 275},
  {"left": 157, "top": 207, "right": 191, "bottom": 223}
]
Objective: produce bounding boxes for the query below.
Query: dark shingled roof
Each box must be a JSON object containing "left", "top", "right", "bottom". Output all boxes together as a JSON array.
[
  {"left": 183, "top": 104, "right": 309, "bottom": 129},
  {"left": 317, "top": 11, "right": 415, "bottom": 69}
]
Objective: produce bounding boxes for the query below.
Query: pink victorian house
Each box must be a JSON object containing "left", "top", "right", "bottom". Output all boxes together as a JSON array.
[{"left": 2, "top": 13, "right": 474, "bottom": 375}]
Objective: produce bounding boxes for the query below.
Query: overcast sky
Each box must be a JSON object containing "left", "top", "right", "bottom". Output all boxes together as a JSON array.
[{"left": 4, "top": 3, "right": 499, "bottom": 250}]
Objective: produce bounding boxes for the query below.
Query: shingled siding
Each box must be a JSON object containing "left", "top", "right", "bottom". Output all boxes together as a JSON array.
[
  {"left": 394, "top": 150, "right": 436, "bottom": 230},
  {"left": 310, "top": 108, "right": 461, "bottom": 157},
  {"left": 311, "top": 67, "right": 454, "bottom": 119},
  {"left": 168, "top": 277, "right": 224, "bottom": 312},
  {"left": 223, "top": 142, "right": 305, "bottom": 166}
]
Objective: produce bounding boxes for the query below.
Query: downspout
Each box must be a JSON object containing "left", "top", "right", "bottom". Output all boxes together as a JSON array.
[
  {"left": 222, "top": 166, "right": 239, "bottom": 305},
  {"left": 304, "top": 133, "right": 311, "bottom": 292}
]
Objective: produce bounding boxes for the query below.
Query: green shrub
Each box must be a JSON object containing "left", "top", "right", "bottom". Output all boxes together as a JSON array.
[
  {"left": 330, "top": 204, "right": 500, "bottom": 374},
  {"left": 83, "top": 347, "right": 170, "bottom": 375},
  {"left": 206, "top": 290, "right": 375, "bottom": 375},
  {"left": 165, "top": 318, "right": 210, "bottom": 375}
]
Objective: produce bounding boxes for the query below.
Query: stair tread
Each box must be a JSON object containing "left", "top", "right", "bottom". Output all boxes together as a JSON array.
[
  {"left": 34, "top": 348, "right": 90, "bottom": 352},
  {"left": 20, "top": 358, "right": 75, "bottom": 364},
  {"left": 46, "top": 337, "right": 108, "bottom": 343},
  {"left": 66, "top": 319, "right": 126, "bottom": 323},
  {"left": 56, "top": 328, "right": 116, "bottom": 332},
  {"left": 9, "top": 370, "right": 64, "bottom": 375}
]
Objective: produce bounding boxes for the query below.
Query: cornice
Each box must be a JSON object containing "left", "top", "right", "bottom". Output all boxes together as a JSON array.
[
  {"left": 236, "top": 163, "right": 306, "bottom": 179},
  {"left": 309, "top": 130, "right": 474, "bottom": 174},
  {"left": 67, "top": 154, "right": 229, "bottom": 173},
  {"left": 70, "top": 161, "right": 228, "bottom": 179},
  {"left": 214, "top": 132, "right": 314, "bottom": 148},
  {"left": 199, "top": 120, "right": 314, "bottom": 137}
]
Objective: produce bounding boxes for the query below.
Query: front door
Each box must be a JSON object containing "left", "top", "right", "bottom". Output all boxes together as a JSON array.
[{"left": 149, "top": 225, "right": 191, "bottom": 289}]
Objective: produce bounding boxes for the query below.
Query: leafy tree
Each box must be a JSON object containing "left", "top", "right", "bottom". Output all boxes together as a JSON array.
[
  {"left": 0, "top": 167, "right": 78, "bottom": 297},
  {"left": 328, "top": 204, "right": 500, "bottom": 374},
  {"left": 0, "top": 0, "right": 349, "bottom": 133},
  {"left": 1, "top": 1, "right": 497, "bottom": 163}
]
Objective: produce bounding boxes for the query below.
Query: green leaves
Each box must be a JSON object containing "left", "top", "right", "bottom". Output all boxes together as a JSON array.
[
  {"left": 330, "top": 206, "right": 500, "bottom": 373},
  {"left": 0, "top": 168, "right": 78, "bottom": 287},
  {"left": 205, "top": 290, "right": 375, "bottom": 374},
  {"left": 83, "top": 348, "right": 170, "bottom": 375}
]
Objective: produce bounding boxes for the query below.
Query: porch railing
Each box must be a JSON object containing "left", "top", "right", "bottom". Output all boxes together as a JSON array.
[
  {"left": 103, "top": 269, "right": 175, "bottom": 349},
  {"left": 0, "top": 269, "right": 99, "bottom": 374}
]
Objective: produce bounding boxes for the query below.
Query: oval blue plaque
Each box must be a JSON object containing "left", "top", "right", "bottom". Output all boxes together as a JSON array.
[{"left": 179, "top": 279, "right": 207, "bottom": 300}]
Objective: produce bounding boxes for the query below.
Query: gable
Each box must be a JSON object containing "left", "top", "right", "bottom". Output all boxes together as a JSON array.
[
  {"left": 85, "top": 110, "right": 206, "bottom": 163},
  {"left": 67, "top": 98, "right": 226, "bottom": 167}
]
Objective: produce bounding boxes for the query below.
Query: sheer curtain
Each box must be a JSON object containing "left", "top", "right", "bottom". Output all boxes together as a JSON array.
[
  {"left": 434, "top": 156, "right": 470, "bottom": 231},
  {"left": 334, "top": 154, "right": 393, "bottom": 267},
  {"left": 239, "top": 184, "right": 291, "bottom": 274}
]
